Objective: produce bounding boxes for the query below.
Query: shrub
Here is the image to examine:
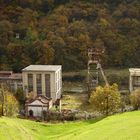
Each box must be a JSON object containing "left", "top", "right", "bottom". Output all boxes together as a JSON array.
[
  {"left": 0, "top": 87, "right": 19, "bottom": 117},
  {"left": 89, "top": 84, "right": 121, "bottom": 116},
  {"left": 4, "top": 93, "right": 19, "bottom": 117},
  {"left": 130, "top": 89, "right": 140, "bottom": 110},
  {"left": 14, "top": 88, "right": 25, "bottom": 106},
  {"left": 41, "top": 110, "right": 77, "bottom": 121}
]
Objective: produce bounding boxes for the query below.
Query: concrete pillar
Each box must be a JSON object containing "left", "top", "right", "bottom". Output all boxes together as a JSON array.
[
  {"left": 33, "top": 73, "right": 37, "bottom": 97},
  {"left": 14, "top": 81, "right": 17, "bottom": 91},
  {"left": 129, "top": 75, "right": 133, "bottom": 93},
  {"left": 22, "top": 72, "right": 28, "bottom": 95},
  {"left": 42, "top": 73, "right": 45, "bottom": 96},
  {"left": 50, "top": 73, "right": 56, "bottom": 101}
]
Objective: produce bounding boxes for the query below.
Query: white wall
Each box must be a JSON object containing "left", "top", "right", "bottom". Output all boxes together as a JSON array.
[
  {"left": 27, "top": 106, "right": 48, "bottom": 117},
  {"left": 54, "top": 68, "right": 62, "bottom": 99},
  {"left": 22, "top": 71, "right": 61, "bottom": 101},
  {"left": 27, "top": 100, "right": 50, "bottom": 117}
]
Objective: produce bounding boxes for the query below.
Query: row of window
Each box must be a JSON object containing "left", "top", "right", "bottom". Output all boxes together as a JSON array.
[
  {"left": 133, "top": 76, "right": 140, "bottom": 86},
  {"left": 28, "top": 74, "right": 50, "bottom": 97}
]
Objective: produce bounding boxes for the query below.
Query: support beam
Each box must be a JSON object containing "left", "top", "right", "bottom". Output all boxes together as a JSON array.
[{"left": 129, "top": 75, "right": 133, "bottom": 93}]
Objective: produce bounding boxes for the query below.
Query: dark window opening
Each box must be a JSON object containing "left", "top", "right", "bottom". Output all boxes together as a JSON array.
[
  {"left": 28, "top": 74, "right": 33, "bottom": 92},
  {"left": 45, "top": 74, "right": 50, "bottom": 98},
  {"left": 37, "top": 74, "right": 42, "bottom": 95}
]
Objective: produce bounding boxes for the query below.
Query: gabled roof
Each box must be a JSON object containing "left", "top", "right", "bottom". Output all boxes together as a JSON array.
[
  {"left": 129, "top": 68, "right": 140, "bottom": 73},
  {"left": 26, "top": 95, "right": 52, "bottom": 105},
  {"left": 22, "top": 65, "right": 61, "bottom": 72}
]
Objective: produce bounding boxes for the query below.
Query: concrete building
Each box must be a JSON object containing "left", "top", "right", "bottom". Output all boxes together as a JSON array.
[
  {"left": 22, "top": 65, "right": 62, "bottom": 101},
  {"left": 129, "top": 68, "right": 140, "bottom": 92},
  {"left": 0, "top": 71, "right": 22, "bottom": 91}
]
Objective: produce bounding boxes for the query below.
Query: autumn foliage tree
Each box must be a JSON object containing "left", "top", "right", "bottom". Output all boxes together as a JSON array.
[
  {"left": 89, "top": 84, "right": 121, "bottom": 116},
  {"left": 0, "top": 0, "right": 140, "bottom": 71},
  {"left": 130, "top": 89, "right": 140, "bottom": 110},
  {"left": 0, "top": 87, "right": 19, "bottom": 117}
]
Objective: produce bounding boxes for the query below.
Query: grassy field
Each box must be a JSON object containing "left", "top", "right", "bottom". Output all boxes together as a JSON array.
[{"left": 1, "top": 111, "right": 140, "bottom": 140}]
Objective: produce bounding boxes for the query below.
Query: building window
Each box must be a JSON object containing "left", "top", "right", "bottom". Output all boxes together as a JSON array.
[
  {"left": 37, "top": 74, "right": 42, "bottom": 95},
  {"left": 17, "top": 82, "right": 22, "bottom": 89},
  {"left": 28, "top": 74, "right": 33, "bottom": 92},
  {"left": 133, "top": 76, "right": 140, "bottom": 86},
  {"left": 45, "top": 74, "right": 50, "bottom": 98}
]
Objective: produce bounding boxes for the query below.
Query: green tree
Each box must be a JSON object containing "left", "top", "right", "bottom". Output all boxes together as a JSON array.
[
  {"left": 6, "top": 43, "right": 30, "bottom": 72},
  {"left": 89, "top": 84, "right": 121, "bottom": 116},
  {"left": 14, "top": 88, "right": 25, "bottom": 107},
  {"left": 30, "top": 40, "right": 54, "bottom": 64}
]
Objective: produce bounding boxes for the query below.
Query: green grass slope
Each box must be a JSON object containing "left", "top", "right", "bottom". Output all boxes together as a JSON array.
[{"left": 0, "top": 111, "right": 140, "bottom": 140}]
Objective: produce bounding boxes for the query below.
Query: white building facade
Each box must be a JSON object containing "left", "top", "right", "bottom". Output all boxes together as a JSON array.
[
  {"left": 22, "top": 65, "right": 62, "bottom": 101},
  {"left": 129, "top": 68, "right": 140, "bottom": 92},
  {"left": 25, "top": 95, "right": 52, "bottom": 117}
]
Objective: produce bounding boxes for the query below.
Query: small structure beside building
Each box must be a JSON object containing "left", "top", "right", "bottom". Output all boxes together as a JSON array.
[
  {"left": 129, "top": 68, "right": 140, "bottom": 92},
  {"left": 0, "top": 71, "right": 22, "bottom": 91},
  {"left": 25, "top": 95, "right": 52, "bottom": 117}
]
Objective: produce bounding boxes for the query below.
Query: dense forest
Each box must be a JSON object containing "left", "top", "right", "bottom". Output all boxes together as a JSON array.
[{"left": 0, "top": 0, "right": 140, "bottom": 72}]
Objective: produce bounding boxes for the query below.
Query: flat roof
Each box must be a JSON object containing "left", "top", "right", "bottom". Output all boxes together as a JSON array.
[
  {"left": 22, "top": 65, "right": 61, "bottom": 72},
  {"left": 0, "top": 71, "right": 13, "bottom": 74},
  {"left": 0, "top": 73, "right": 22, "bottom": 80},
  {"left": 129, "top": 68, "right": 140, "bottom": 73}
]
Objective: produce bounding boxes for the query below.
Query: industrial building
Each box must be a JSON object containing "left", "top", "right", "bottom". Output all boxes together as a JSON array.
[
  {"left": 0, "top": 71, "right": 22, "bottom": 91},
  {"left": 22, "top": 65, "right": 62, "bottom": 101},
  {"left": 129, "top": 68, "right": 140, "bottom": 92}
]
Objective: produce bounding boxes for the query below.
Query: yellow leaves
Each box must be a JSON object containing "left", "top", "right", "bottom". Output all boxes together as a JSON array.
[
  {"left": 0, "top": 87, "right": 19, "bottom": 116},
  {"left": 130, "top": 89, "right": 140, "bottom": 110},
  {"left": 78, "top": 34, "right": 90, "bottom": 44},
  {"left": 99, "top": 18, "right": 110, "bottom": 28},
  {"left": 5, "top": 93, "right": 17, "bottom": 105},
  {"left": 89, "top": 84, "right": 121, "bottom": 115},
  {"left": 58, "top": 15, "right": 68, "bottom": 26},
  {"left": 26, "top": 92, "right": 35, "bottom": 100}
]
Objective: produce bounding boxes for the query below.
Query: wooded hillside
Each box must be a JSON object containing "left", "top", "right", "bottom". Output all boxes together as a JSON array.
[{"left": 0, "top": 0, "right": 140, "bottom": 72}]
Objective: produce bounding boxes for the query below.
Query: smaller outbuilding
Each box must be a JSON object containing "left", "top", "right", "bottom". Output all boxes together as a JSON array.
[
  {"left": 0, "top": 71, "right": 22, "bottom": 91},
  {"left": 129, "top": 68, "right": 140, "bottom": 92},
  {"left": 25, "top": 95, "right": 52, "bottom": 117}
]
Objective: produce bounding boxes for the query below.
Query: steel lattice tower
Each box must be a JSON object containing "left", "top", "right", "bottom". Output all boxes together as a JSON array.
[{"left": 87, "top": 48, "right": 108, "bottom": 93}]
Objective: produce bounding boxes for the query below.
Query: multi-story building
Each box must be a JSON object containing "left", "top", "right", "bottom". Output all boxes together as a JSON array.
[{"left": 22, "top": 65, "right": 62, "bottom": 101}]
